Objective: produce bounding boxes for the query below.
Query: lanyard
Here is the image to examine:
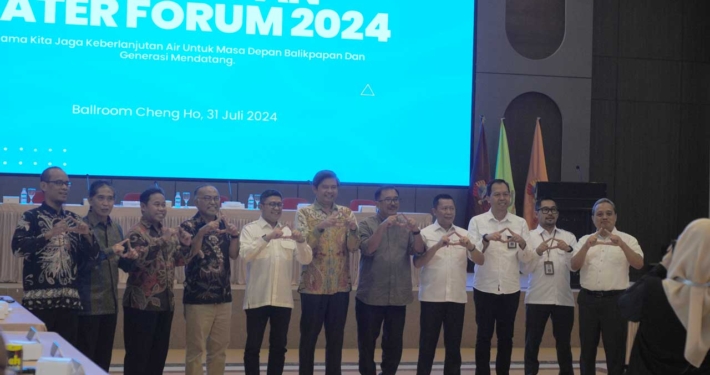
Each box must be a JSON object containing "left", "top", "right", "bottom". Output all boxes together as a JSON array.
[{"left": 540, "top": 230, "right": 556, "bottom": 259}]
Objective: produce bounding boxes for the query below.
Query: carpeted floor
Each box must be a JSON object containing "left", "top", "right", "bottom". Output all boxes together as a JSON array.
[{"left": 109, "top": 348, "right": 609, "bottom": 374}]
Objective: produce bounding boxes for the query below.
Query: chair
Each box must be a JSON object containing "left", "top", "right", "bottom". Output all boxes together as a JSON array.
[
  {"left": 282, "top": 197, "right": 307, "bottom": 210},
  {"left": 349, "top": 199, "right": 377, "bottom": 212},
  {"left": 220, "top": 195, "right": 230, "bottom": 204},
  {"left": 32, "top": 191, "right": 44, "bottom": 204},
  {"left": 123, "top": 192, "right": 141, "bottom": 202}
]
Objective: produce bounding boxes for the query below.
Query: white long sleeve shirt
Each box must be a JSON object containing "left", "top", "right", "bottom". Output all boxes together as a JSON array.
[{"left": 240, "top": 217, "right": 313, "bottom": 309}]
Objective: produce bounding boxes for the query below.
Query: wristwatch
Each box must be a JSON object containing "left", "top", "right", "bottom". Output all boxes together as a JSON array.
[{"left": 482, "top": 233, "right": 489, "bottom": 242}]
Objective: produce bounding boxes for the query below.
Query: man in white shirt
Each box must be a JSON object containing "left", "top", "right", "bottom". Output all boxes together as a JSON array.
[
  {"left": 414, "top": 194, "right": 484, "bottom": 375},
  {"left": 520, "top": 197, "right": 577, "bottom": 375},
  {"left": 468, "top": 179, "right": 533, "bottom": 375},
  {"left": 571, "top": 198, "right": 644, "bottom": 375},
  {"left": 240, "top": 190, "right": 313, "bottom": 375}
]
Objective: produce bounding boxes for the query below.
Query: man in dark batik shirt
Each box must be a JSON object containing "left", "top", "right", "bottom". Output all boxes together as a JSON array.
[
  {"left": 122, "top": 188, "right": 193, "bottom": 375},
  {"left": 180, "top": 185, "right": 240, "bottom": 375},
  {"left": 11, "top": 167, "right": 99, "bottom": 345}
]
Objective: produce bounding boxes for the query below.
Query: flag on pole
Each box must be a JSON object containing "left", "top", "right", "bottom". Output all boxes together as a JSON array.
[
  {"left": 468, "top": 116, "right": 491, "bottom": 218},
  {"left": 495, "top": 119, "right": 516, "bottom": 213},
  {"left": 523, "top": 118, "right": 549, "bottom": 229}
]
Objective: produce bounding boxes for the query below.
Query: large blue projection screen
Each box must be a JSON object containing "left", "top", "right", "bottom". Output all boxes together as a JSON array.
[{"left": 0, "top": 0, "right": 475, "bottom": 186}]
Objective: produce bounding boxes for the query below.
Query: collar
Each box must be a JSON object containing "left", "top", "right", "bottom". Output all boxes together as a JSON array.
[
  {"left": 312, "top": 200, "right": 337, "bottom": 214},
  {"left": 433, "top": 220, "right": 456, "bottom": 234},
  {"left": 535, "top": 225, "right": 557, "bottom": 236},
  {"left": 139, "top": 217, "right": 163, "bottom": 232},
  {"left": 257, "top": 216, "right": 282, "bottom": 229},
  {"left": 40, "top": 201, "right": 64, "bottom": 216},
  {"left": 485, "top": 209, "right": 511, "bottom": 223},
  {"left": 86, "top": 209, "right": 112, "bottom": 227},
  {"left": 192, "top": 212, "right": 218, "bottom": 226}
]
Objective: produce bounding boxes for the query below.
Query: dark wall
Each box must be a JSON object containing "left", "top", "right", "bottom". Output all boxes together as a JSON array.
[{"left": 591, "top": 0, "right": 710, "bottom": 265}]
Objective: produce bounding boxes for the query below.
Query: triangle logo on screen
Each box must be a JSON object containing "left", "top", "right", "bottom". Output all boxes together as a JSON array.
[{"left": 361, "top": 84, "right": 375, "bottom": 97}]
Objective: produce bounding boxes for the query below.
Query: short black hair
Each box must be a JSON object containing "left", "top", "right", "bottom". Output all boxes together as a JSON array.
[
  {"left": 140, "top": 187, "right": 165, "bottom": 204},
  {"left": 486, "top": 179, "right": 510, "bottom": 196},
  {"left": 259, "top": 189, "right": 282, "bottom": 204},
  {"left": 194, "top": 185, "right": 218, "bottom": 198},
  {"left": 535, "top": 197, "right": 556, "bottom": 211},
  {"left": 40, "top": 166, "right": 63, "bottom": 182},
  {"left": 374, "top": 186, "right": 399, "bottom": 201},
  {"left": 89, "top": 180, "right": 114, "bottom": 198},
  {"left": 312, "top": 170, "right": 339, "bottom": 188},
  {"left": 432, "top": 194, "right": 455, "bottom": 208}
]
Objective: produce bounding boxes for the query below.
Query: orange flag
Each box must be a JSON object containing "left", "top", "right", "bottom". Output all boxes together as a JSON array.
[{"left": 523, "top": 118, "right": 549, "bottom": 229}]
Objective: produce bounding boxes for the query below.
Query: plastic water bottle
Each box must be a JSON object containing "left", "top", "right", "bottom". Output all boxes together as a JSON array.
[
  {"left": 174, "top": 192, "right": 182, "bottom": 208},
  {"left": 247, "top": 194, "right": 255, "bottom": 210},
  {"left": 20, "top": 188, "right": 28, "bottom": 204}
]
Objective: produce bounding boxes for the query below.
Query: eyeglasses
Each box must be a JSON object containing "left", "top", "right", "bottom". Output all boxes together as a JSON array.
[
  {"left": 44, "top": 180, "right": 72, "bottom": 187},
  {"left": 378, "top": 197, "right": 400, "bottom": 204},
  {"left": 263, "top": 202, "right": 283, "bottom": 208},
  {"left": 197, "top": 196, "right": 221, "bottom": 203},
  {"left": 537, "top": 207, "right": 559, "bottom": 214}
]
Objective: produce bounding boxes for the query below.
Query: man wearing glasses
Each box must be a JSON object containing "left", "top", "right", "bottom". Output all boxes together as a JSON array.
[
  {"left": 179, "top": 185, "right": 240, "bottom": 375},
  {"left": 11, "top": 167, "right": 99, "bottom": 345},
  {"left": 571, "top": 198, "right": 643, "bottom": 375},
  {"left": 520, "top": 198, "right": 577, "bottom": 375},
  {"left": 467, "top": 179, "right": 533, "bottom": 375},
  {"left": 356, "top": 186, "right": 424, "bottom": 375}
]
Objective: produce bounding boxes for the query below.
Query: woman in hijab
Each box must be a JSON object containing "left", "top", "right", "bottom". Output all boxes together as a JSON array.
[{"left": 619, "top": 218, "right": 710, "bottom": 374}]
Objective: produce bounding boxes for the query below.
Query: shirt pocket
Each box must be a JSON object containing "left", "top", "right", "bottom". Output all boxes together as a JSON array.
[{"left": 279, "top": 240, "right": 296, "bottom": 261}]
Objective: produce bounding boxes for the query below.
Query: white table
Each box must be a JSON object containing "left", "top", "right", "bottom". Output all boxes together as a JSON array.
[{"left": 0, "top": 296, "right": 47, "bottom": 332}]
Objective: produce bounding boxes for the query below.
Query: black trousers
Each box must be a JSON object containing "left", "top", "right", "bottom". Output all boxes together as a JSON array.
[
  {"left": 123, "top": 307, "right": 174, "bottom": 375},
  {"left": 578, "top": 290, "right": 627, "bottom": 375},
  {"left": 244, "top": 305, "right": 292, "bottom": 375},
  {"left": 473, "top": 289, "right": 521, "bottom": 375},
  {"left": 524, "top": 304, "right": 574, "bottom": 375},
  {"left": 76, "top": 313, "right": 118, "bottom": 372},
  {"left": 416, "top": 301, "right": 465, "bottom": 375},
  {"left": 299, "top": 292, "right": 350, "bottom": 375},
  {"left": 355, "top": 299, "right": 406, "bottom": 375},
  {"left": 32, "top": 308, "right": 79, "bottom": 346}
]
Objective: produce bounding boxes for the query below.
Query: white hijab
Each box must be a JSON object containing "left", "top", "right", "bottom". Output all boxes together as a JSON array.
[{"left": 662, "top": 218, "right": 710, "bottom": 368}]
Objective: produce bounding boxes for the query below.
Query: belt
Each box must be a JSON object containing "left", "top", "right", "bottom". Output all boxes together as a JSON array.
[{"left": 582, "top": 288, "right": 624, "bottom": 298}]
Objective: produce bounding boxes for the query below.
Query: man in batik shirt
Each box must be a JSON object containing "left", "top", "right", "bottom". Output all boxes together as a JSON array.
[{"left": 180, "top": 185, "right": 240, "bottom": 375}]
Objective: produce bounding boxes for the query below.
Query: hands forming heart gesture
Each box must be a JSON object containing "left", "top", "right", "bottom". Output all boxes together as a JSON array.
[
  {"left": 586, "top": 228, "right": 624, "bottom": 247},
  {"left": 383, "top": 214, "right": 419, "bottom": 232},
  {"left": 536, "top": 237, "right": 572, "bottom": 254},
  {"left": 487, "top": 227, "right": 525, "bottom": 245},
  {"left": 111, "top": 238, "right": 140, "bottom": 259}
]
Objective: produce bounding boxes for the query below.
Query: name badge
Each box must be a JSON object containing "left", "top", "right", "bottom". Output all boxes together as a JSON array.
[
  {"left": 544, "top": 261, "right": 555, "bottom": 276},
  {"left": 507, "top": 240, "right": 517, "bottom": 249}
]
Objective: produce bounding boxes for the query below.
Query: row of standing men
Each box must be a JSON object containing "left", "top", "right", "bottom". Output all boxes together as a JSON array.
[{"left": 11, "top": 167, "right": 653, "bottom": 375}]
